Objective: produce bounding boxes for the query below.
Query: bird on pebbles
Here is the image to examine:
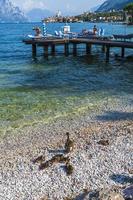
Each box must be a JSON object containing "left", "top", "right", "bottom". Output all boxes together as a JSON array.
[{"left": 65, "top": 132, "right": 74, "bottom": 154}]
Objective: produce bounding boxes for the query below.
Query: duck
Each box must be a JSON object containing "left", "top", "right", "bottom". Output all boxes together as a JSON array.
[
  {"left": 65, "top": 162, "right": 74, "bottom": 176},
  {"left": 97, "top": 139, "right": 109, "bottom": 146},
  {"left": 39, "top": 155, "right": 70, "bottom": 170},
  {"left": 65, "top": 132, "right": 74, "bottom": 153},
  {"left": 39, "top": 160, "right": 53, "bottom": 170},
  {"left": 51, "top": 154, "right": 70, "bottom": 164},
  {"left": 32, "top": 155, "right": 45, "bottom": 164}
]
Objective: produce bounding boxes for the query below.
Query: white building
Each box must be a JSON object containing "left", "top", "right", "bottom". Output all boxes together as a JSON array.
[{"left": 56, "top": 10, "right": 62, "bottom": 17}]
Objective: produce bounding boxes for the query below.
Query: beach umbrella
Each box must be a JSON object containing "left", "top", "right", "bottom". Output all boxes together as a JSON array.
[{"left": 43, "top": 22, "right": 47, "bottom": 37}]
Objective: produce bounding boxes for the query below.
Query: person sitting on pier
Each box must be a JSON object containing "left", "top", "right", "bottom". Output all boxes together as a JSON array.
[
  {"left": 82, "top": 29, "right": 89, "bottom": 35},
  {"left": 33, "top": 27, "right": 43, "bottom": 38}
]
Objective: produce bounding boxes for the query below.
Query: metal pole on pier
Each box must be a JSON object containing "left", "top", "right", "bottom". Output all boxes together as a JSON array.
[{"left": 43, "top": 22, "right": 47, "bottom": 37}]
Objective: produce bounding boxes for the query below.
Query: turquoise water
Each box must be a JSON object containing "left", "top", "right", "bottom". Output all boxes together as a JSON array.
[{"left": 0, "top": 22, "right": 133, "bottom": 134}]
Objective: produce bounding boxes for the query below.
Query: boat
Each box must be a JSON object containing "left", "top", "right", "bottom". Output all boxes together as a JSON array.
[
  {"left": 113, "top": 34, "right": 133, "bottom": 41},
  {"left": 77, "top": 20, "right": 84, "bottom": 23}
]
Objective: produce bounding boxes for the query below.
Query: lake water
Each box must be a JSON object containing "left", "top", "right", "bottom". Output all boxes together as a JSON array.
[{"left": 0, "top": 22, "right": 133, "bottom": 134}]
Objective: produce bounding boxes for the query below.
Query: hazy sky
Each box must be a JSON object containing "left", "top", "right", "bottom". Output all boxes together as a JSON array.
[{"left": 12, "top": 0, "right": 105, "bottom": 13}]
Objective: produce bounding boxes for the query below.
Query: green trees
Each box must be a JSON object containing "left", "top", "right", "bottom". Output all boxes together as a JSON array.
[{"left": 124, "top": 3, "right": 133, "bottom": 24}]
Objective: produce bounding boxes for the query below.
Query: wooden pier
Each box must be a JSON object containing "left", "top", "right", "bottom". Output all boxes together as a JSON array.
[{"left": 23, "top": 38, "right": 133, "bottom": 62}]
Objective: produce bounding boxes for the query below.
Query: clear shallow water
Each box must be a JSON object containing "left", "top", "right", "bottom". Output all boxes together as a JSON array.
[{"left": 0, "top": 22, "right": 133, "bottom": 134}]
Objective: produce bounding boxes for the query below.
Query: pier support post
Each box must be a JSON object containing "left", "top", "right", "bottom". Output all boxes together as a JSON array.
[
  {"left": 73, "top": 43, "right": 77, "bottom": 56},
  {"left": 32, "top": 44, "right": 37, "bottom": 58},
  {"left": 51, "top": 44, "right": 55, "bottom": 56},
  {"left": 102, "top": 45, "right": 106, "bottom": 53},
  {"left": 106, "top": 46, "right": 110, "bottom": 62},
  {"left": 121, "top": 47, "right": 125, "bottom": 58},
  {"left": 64, "top": 43, "right": 69, "bottom": 56},
  {"left": 86, "top": 43, "right": 91, "bottom": 54},
  {"left": 43, "top": 45, "right": 48, "bottom": 59}
]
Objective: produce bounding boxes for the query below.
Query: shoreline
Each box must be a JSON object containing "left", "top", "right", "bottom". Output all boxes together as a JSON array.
[
  {"left": 0, "top": 21, "right": 133, "bottom": 200},
  {"left": 0, "top": 107, "right": 133, "bottom": 199}
]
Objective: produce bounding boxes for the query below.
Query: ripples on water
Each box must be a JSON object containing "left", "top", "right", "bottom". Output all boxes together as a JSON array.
[{"left": 0, "top": 23, "right": 133, "bottom": 134}]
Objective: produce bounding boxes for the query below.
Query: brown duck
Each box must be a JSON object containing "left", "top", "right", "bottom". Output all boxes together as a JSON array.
[
  {"left": 39, "top": 154, "right": 70, "bottom": 170},
  {"left": 65, "top": 132, "right": 74, "bottom": 153},
  {"left": 32, "top": 155, "right": 45, "bottom": 164},
  {"left": 65, "top": 162, "right": 74, "bottom": 176}
]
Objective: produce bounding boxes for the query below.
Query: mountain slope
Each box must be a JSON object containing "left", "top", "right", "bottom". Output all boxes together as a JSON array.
[
  {"left": 0, "top": 0, "right": 28, "bottom": 22},
  {"left": 97, "top": 0, "right": 133, "bottom": 12},
  {"left": 27, "top": 9, "right": 54, "bottom": 22}
]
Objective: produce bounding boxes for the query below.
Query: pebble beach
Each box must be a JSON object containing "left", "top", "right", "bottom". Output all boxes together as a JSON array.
[{"left": 0, "top": 104, "right": 133, "bottom": 200}]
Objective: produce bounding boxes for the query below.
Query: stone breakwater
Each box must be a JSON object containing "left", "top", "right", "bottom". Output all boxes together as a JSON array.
[{"left": 0, "top": 118, "right": 133, "bottom": 200}]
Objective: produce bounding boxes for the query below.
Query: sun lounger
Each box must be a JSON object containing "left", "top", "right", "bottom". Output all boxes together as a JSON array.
[
  {"left": 77, "top": 34, "right": 112, "bottom": 41},
  {"left": 28, "top": 34, "right": 53, "bottom": 40}
]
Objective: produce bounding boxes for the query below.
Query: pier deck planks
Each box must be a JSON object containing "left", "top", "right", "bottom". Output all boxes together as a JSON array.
[{"left": 23, "top": 38, "right": 133, "bottom": 48}]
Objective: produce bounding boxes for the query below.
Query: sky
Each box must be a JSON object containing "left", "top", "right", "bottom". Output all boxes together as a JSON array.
[{"left": 12, "top": 0, "right": 105, "bottom": 14}]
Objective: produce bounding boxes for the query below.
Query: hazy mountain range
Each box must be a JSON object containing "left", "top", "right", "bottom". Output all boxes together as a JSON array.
[
  {"left": 0, "top": 0, "right": 27, "bottom": 22},
  {"left": 97, "top": 0, "right": 132, "bottom": 12},
  {"left": 26, "top": 9, "right": 54, "bottom": 22}
]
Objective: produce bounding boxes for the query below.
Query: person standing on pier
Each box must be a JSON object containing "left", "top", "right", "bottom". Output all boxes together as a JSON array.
[{"left": 93, "top": 25, "right": 98, "bottom": 35}]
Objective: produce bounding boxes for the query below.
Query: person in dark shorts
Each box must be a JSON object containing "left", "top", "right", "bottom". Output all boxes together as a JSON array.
[{"left": 93, "top": 25, "right": 98, "bottom": 35}]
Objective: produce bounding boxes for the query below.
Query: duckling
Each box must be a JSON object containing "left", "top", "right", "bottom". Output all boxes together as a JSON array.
[
  {"left": 65, "top": 132, "right": 74, "bottom": 154},
  {"left": 51, "top": 154, "right": 70, "bottom": 164},
  {"left": 39, "top": 160, "right": 53, "bottom": 170},
  {"left": 39, "top": 155, "right": 70, "bottom": 170},
  {"left": 64, "top": 198, "right": 74, "bottom": 200},
  {"left": 97, "top": 139, "right": 109, "bottom": 146},
  {"left": 40, "top": 197, "right": 48, "bottom": 200},
  {"left": 33, "top": 155, "right": 45, "bottom": 164},
  {"left": 65, "top": 162, "right": 74, "bottom": 176},
  {"left": 128, "top": 168, "right": 133, "bottom": 174}
]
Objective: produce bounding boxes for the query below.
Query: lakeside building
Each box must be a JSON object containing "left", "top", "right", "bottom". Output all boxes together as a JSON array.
[{"left": 42, "top": 10, "right": 132, "bottom": 24}]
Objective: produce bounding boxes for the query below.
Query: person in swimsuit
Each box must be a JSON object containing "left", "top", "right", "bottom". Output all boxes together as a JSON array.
[
  {"left": 93, "top": 25, "right": 98, "bottom": 35},
  {"left": 33, "top": 27, "right": 43, "bottom": 37}
]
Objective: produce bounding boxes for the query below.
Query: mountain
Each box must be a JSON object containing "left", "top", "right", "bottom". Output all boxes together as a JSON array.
[
  {"left": 0, "top": 0, "right": 28, "bottom": 23},
  {"left": 97, "top": 0, "right": 132, "bottom": 12},
  {"left": 27, "top": 9, "right": 54, "bottom": 22},
  {"left": 90, "top": 5, "right": 100, "bottom": 12}
]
